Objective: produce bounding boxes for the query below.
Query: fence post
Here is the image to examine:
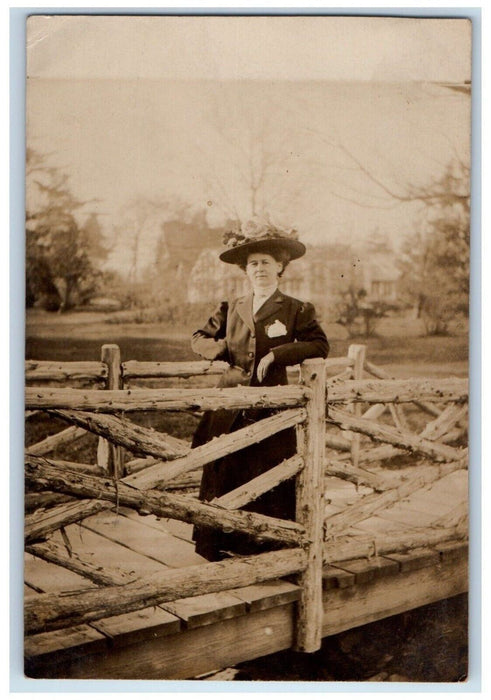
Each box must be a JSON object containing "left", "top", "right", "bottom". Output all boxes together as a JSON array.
[
  {"left": 347, "top": 344, "right": 366, "bottom": 468},
  {"left": 294, "top": 357, "right": 326, "bottom": 652},
  {"left": 97, "top": 344, "right": 125, "bottom": 478}
]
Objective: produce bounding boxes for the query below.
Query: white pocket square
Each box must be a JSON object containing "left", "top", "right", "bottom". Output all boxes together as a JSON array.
[{"left": 267, "top": 320, "right": 287, "bottom": 338}]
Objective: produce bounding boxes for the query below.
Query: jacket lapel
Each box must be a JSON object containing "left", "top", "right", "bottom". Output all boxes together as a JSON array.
[
  {"left": 254, "top": 289, "right": 285, "bottom": 323},
  {"left": 236, "top": 293, "right": 255, "bottom": 333}
]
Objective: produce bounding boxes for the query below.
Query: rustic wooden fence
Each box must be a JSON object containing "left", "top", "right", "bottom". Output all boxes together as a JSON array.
[{"left": 24, "top": 343, "right": 468, "bottom": 653}]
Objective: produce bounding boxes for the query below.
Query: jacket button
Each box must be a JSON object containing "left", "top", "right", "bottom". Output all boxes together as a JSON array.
[
  {"left": 251, "top": 333, "right": 255, "bottom": 338},
  {"left": 248, "top": 352, "right": 254, "bottom": 357},
  {"left": 245, "top": 371, "right": 251, "bottom": 376}
]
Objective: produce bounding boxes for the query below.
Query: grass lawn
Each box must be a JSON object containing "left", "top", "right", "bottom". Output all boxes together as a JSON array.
[{"left": 25, "top": 309, "right": 468, "bottom": 377}]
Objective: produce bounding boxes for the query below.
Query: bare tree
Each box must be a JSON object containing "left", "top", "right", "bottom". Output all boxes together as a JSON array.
[
  {"left": 111, "top": 197, "right": 172, "bottom": 286},
  {"left": 191, "top": 88, "right": 312, "bottom": 225},
  {"left": 290, "top": 78, "right": 471, "bottom": 212}
]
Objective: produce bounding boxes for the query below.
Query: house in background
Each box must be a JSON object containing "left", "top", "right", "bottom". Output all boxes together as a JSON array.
[
  {"left": 187, "top": 249, "right": 250, "bottom": 302},
  {"left": 187, "top": 243, "right": 367, "bottom": 312},
  {"left": 361, "top": 253, "right": 400, "bottom": 304},
  {"left": 185, "top": 228, "right": 402, "bottom": 317},
  {"left": 160, "top": 212, "right": 229, "bottom": 284}
]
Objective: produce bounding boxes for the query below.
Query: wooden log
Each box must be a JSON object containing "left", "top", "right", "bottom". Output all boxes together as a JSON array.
[
  {"left": 125, "top": 456, "right": 160, "bottom": 472},
  {"left": 124, "top": 408, "right": 307, "bottom": 490},
  {"left": 213, "top": 455, "right": 304, "bottom": 510},
  {"left": 358, "top": 404, "right": 468, "bottom": 465},
  {"left": 294, "top": 358, "right": 327, "bottom": 652},
  {"left": 413, "top": 401, "right": 444, "bottom": 417},
  {"left": 125, "top": 457, "right": 202, "bottom": 488},
  {"left": 122, "top": 360, "right": 229, "bottom": 378},
  {"left": 346, "top": 345, "right": 366, "bottom": 468},
  {"left": 289, "top": 357, "right": 353, "bottom": 377},
  {"left": 47, "top": 409, "right": 190, "bottom": 461},
  {"left": 125, "top": 439, "right": 190, "bottom": 473},
  {"left": 27, "top": 426, "right": 88, "bottom": 456},
  {"left": 28, "top": 457, "right": 106, "bottom": 477},
  {"left": 358, "top": 359, "right": 411, "bottom": 432},
  {"left": 441, "top": 427, "right": 468, "bottom": 444},
  {"left": 326, "top": 378, "right": 468, "bottom": 405},
  {"left": 25, "top": 385, "right": 310, "bottom": 413},
  {"left": 323, "top": 461, "right": 465, "bottom": 539},
  {"left": 125, "top": 444, "right": 190, "bottom": 474},
  {"left": 342, "top": 437, "right": 464, "bottom": 467},
  {"left": 324, "top": 459, "right": 388, "bottom": 492},
  {"left": 421, "top": 405, "right": 468, "bottom": 441},
  {"left": 26, "top": 539, "right": 137, "bottom": 586},
  {"left": 163, "top": 471, "right": 203, "bottom": 490},
  {"left": 325, "top": 367, "right": 353, "bottom": 384},
  {"left": 362, "top": 403, "right": 387, "bottom": 420},
  {"left": 325, "top": 433, "right": 351, "bottom": 451},
  {"left": 290, "top": 359, "right": 352, "bottom": 383},
  {"left": 25, "top": 361, "right": 107, "bottom": 384},
  {"left": 323, "top": 527, "right": 467, "bottom": 564},
  {"left": 388, "top": 403, "right": 411, "bottom": 432},
  {"left": 24, "top": 548, "right": 307, "bottom": 635},
  {"left": 24, "top": 453, "right": 202, "bottom": 500},
  {"left": 358, "top": 443, "right": 404, "bottom": 464},
  {"left": 25, "top": 491, "right": 75, "bottom": 512},
  {"left": 24, "top": 549, "right": 98, "bottom": 595},
  {"left": 325, "top": 357, "right": 354, "bottom": 369},
  {"left": 97, "top": 344, "right": 125, "bottom": 478},
  {"left": 357, "top": 432, "right": 460, "bottom": 466},
  {"left": 364, "top": 360, "right": 443, "bottom": 416},
  {"left": 25, "top": 455, "right": 306, "bottom": 547},
  {"left": 24, "top": 498, "right": 113, "bottom": 544},
  {"left": 328, "top": 406, "right": 465, "bottom": 463}
]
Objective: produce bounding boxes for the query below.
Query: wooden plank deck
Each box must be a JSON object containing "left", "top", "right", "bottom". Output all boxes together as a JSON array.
[{"left": 24, "top": 470, "right": 468, "bottom": 680}]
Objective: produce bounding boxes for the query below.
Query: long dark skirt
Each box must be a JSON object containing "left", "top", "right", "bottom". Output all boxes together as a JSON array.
[{"left": 193, "top": 408, "right": 297, "bottom": 561}]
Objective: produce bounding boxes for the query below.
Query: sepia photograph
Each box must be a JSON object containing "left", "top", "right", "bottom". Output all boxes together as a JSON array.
[{"left": 22, "top": 13, "right": 472, "bottom": 683}]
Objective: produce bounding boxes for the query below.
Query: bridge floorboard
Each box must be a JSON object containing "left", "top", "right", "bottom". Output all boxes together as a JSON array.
[{"left": 24, "top": 470, "right": 468, "bottom": 680}]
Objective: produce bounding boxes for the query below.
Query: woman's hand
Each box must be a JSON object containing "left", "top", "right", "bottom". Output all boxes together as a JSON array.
[
  {"left": 197, "top": 338, "right": 227, "bottom": 361},
  {"left": 256, "top": 352, "right": 275, "bottom": 383}
]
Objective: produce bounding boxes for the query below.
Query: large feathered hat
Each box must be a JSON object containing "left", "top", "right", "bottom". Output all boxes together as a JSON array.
[{"left": 219, "top": 219, "right": 306, "bottom": 266}]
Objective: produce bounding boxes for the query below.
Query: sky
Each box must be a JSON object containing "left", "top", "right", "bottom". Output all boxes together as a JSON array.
[
  {"left": 25, "top": 15, "right": 472, "bottom": 275},
  {"left": 27, "top": 16, "right": 471, "bottom": 82}
]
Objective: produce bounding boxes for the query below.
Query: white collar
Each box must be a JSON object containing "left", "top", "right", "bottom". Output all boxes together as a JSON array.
[{"left": 253, "top": 285, "right": 278, "bottom": 300}]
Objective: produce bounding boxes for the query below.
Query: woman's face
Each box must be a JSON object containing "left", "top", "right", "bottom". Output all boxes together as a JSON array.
[{"left": 245, "top": 252, "right": 283, "bottom": 291}]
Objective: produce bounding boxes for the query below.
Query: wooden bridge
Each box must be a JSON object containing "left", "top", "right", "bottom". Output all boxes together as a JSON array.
[{"left": 24, "top": 344, "right": 469, "bottom": 680}]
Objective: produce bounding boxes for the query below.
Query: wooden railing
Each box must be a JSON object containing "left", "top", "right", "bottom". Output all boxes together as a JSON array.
[{"left": 24, "top": 344, "right": 469, "bottom": 652}]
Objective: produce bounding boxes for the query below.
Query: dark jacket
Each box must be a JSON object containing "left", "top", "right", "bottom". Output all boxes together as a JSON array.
[
  {"left": 192, "top": 288, "right": 329, "bottom": 389},
  {"left": 191, "top": 289, "right": 329, "bottom": 561}
]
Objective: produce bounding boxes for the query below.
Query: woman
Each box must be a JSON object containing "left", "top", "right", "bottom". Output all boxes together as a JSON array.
[{"left": 191, "top": 222, "right": 329, "bottom": 561}]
